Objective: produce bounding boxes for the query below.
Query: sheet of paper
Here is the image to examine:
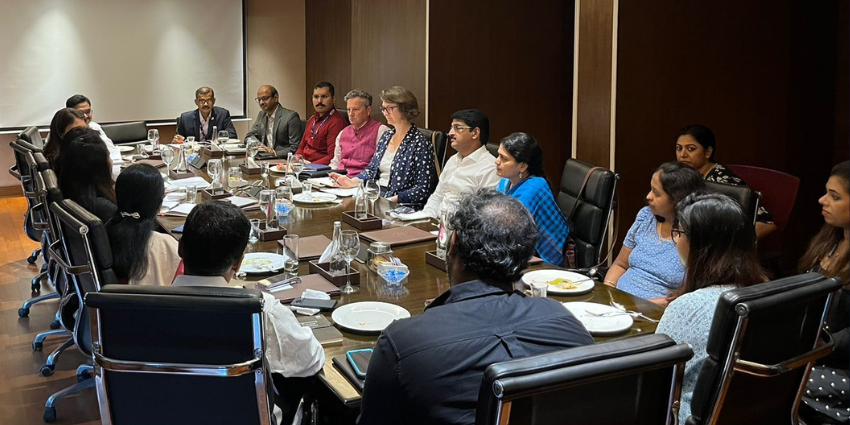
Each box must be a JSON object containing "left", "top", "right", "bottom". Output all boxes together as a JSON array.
[
  {"left": 165, "top": 176, "right": 209, "bottom": 189},
  {"left": 319, "top": 187, "right": 358, "bottom": 197},
  {"left": 225, "top": 195, "right": 258, "bottom": 208},
  {"left": 164, "top": 203, "right": 197, "bottom": 216}
]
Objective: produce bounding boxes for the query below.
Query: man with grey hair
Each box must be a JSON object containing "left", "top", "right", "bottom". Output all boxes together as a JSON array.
[
  {"left": 173, "top": 87, "right": 237, "bottom": 143},
  {"left": 329, "top": 89, "right": 389, "bottom": 176},
  {"left": 357, "top": 189, "right": 593, "bottom": 425}
]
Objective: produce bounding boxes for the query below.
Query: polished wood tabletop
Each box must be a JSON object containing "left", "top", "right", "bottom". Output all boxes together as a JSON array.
[{"left": 155, "top": 157, "right": 665, "bottom": 407}]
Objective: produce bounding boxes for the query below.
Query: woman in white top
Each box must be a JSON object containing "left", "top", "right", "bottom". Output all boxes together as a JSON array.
[{"left": 106, "top": 163, "right": 180, "bottom": 286}]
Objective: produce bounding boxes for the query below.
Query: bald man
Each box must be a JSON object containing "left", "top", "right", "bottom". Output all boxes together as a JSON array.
[{"left": 244, "top": 85, "right": 303, "bottom": 158}]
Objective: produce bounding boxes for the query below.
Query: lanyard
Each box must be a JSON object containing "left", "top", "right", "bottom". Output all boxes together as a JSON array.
[{"left": 310, "top": 111, "right": 333, "bottom": 141}]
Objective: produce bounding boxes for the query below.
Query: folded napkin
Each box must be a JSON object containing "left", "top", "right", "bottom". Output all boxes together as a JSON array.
[{"left": 290, "top": 288, "right": 331, "bottom": 316}]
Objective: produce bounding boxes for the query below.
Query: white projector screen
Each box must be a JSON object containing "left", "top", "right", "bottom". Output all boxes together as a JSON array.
[{"left": 0, "top": 0, "right": 245, "bottom": 129}]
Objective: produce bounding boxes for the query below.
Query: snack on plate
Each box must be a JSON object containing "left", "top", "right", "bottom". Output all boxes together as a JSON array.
[{"left": 547, "top": 278, "right": 578, "bottom": 290}]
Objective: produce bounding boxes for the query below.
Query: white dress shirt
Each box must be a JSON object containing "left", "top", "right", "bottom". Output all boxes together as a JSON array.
[{"left": 421, "top": 144, "right": 500, "bottom": 218}]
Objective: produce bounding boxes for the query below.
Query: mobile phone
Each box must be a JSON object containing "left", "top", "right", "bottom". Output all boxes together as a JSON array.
[
  {"left": 172, "top": 225, "right": 185, "bottom": 233},
  {"left": 346, "top": 348, "right": 373, "bottom": 378},
  {"left": 290, "top": 298, "right": 338, "bottom": 311}
]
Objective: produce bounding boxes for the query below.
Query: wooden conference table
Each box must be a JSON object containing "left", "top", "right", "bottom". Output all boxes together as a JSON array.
[{"left": 155, "top": 156, "right": 665, "bottom": 407}]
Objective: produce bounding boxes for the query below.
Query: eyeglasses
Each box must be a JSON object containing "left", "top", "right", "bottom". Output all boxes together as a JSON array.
[
  {"left": 255, "top": 96, "right": 273, "bottom": 103},
  {"left": 379, "top": 105, "right": 398, "bottom": 114},
  {"left": 196, "top": 98, "right": 215, "bottom": 105},
  {"left": 671, "top": 223, "right": 688, "bottom": 245},
  {"left": 450, "top": 124, "right": 473, "bottom": 133},
  {"left": 79, "top": 109, "right": 93, "bottom": 116}
]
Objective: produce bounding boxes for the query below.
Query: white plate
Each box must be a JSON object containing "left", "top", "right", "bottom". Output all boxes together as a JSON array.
[
  {"left": 116, "top": 145, "right": 135, "bottom": 153},
  {"left": 293, "top": 192, "right": 338, "bottom": 204},
  {"left": 332, "top": 301, "right": 411, "bottom": 333},
  {"left": 562, "top": 302, "right": 634, "bottom": 336},
  {"left": 238, "top": 253, "right": 287, "bottom": 274},
  {"left": 270, "top": 164, "right": 289, "bottom": 174},
  {"left": 522, "top": 269, "right": 594, "bottom": 295}
]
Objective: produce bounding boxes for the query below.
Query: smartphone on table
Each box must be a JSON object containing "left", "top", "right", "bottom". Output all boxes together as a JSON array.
[{"left": 346, "top": 348, "right": 373, "bottom": 379}]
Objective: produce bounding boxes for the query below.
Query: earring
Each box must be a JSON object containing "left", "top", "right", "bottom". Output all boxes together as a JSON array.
[{"left": 519, "top": 171, "right": 523, "bottom": 179}]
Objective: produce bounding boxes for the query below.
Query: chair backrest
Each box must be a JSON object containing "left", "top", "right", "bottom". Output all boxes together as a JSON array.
[
  {"left": 557, "top": 159, "right": 619, "bottom": 268},
  {"left": 485, "top": 142, "right": 499, "bottom": 158},
  {"left": 19, "top": 126, "right": 44, "bottom": 148},
  {"left": 85, "top": 284, "right": 272, "bottom": 425},
  {"left": 727, "top": 165, "right": 800, "bottom": 252},
  {"left": 100, "top": 121, "right": 148, "bottom": 145},
  {"left": 704, "top": 181, "right": 760, "bottom": 229},
  {"left": 419, "top": 128, "right": 448, "bottom": 173},
  {"left": 477, "top": 334, "right": 693, "bottom": 425},
  {"left": 38, "top": 170, "right": 72, "bottom": 299},
  {"left": 685, "top": 272, "right": 843, "bottom": 425},
  {"left": 336, "top": 108, "right": 350, "bottom": 126}
]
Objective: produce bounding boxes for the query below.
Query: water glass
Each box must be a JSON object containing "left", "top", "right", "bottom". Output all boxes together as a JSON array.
[
  {"left": 261, "top": 162, "right": 270, "bottom": 179},
  {"left": 137, "top": 143, "right": 149, "bottom": 159},
  {"left": 290, "top": 154, "right": 305, "bottom": 175},
  {"left": 218, "top": 130, "right": 230, "bottom": 145},
  {"left": 161, "top": 147, "right": 175, "bottom": 170},
  {"left": 282, "top": 234, "right": 299, "bottom": 277},
  {"left": 147, "top": 129, "right": 160, "bottom": 152},
  {"left": 529, "top": 282, "right": 548, "bottom": 298},
  {"left": 249, "top": 219, "right": 261, "bottom": 244},
  {"left": 302, "top": 181, "right": 313, "bottom": 195},
  {"left": 258, "top": 189, "right": 275, "bottom": 227},
  {"left": 275, "top": 198, "right": 294, "bottom": 225},
  {"left": 365, "top": 179, "right": 380, "bottom": 215},
  {"left": 186, "top": 185, "right": 198, "bottom": 204},
  {"left": 207, "top": 159, "right": 222, "bottom": 192},
  {"left": 340, "top": 230, "right": 360, "bottom": 294},
  {"left": 228, "top": 167, "right": 241, "bottom": 192}
]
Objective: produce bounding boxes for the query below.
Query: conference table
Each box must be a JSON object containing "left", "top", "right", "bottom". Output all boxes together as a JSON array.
[{"left": 154, "top": 155, "right": 665, "bottom": 408}]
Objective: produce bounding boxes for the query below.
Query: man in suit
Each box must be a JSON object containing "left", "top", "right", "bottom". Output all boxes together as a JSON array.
[
  {"left": 245, "top": 85, "right": 303, "bottom": 158},
  {"left": 172, "top": 87, "right": 237, "bottom": 143}
]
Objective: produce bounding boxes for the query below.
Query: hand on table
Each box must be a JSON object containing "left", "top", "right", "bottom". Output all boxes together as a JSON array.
[
  {"left": 172, "top": 135, "right": 185, "bottom": 144},
  {"left": 329, "top": 172, "right": 358, "bottom": 188}
]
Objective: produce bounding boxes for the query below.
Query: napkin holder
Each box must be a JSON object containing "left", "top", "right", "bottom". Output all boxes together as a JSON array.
[
  {"left": 308, "top": 260, "right": 361, "bottom": 286},
  {"left": 200, "top": 188, "right": 231, "bottom": 201},
  {"left": 341, "top": 211, "right": 383, "bottom": 231},
  {"left": 240, "top": 163, "right": 263, "bottom": 175},
  {"left": 257, "top": 221, "right": 287, "bottom": 241},
  {"left": 425, "top": 250, "right": 447, "bottom": 271},
  {"left": 168, "top": 169, "right": 195, "bottom": 180}
]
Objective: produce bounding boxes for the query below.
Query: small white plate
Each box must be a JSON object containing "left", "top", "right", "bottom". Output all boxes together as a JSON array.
[
  {"left": 522, "top": 269, "right": 594, "bottom": 295},
  {"left": 293, "top": 192, "right": 338, "bottom": 204},
  {"left": 562, "top": 301, "right": 634, "bottom": 336},
  {"left": 116, "top": 145, "right": 135, "bottom": 153},
  {"left": 332, "top": 301, "right": 411, "bottom": 333},
  {"left": 270, "top": 164, "right": 289, "bottom": 174},
  {"left": 238, "top": 253, "right": 287, "bottom": 274}
]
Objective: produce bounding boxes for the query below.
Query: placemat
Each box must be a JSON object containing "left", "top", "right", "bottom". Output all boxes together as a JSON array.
[
  {"left": 279, "top": 235, "right": 332, "bottom": 260},
  {"left": 359, "top": 226, "right": 437, "bottom": 247}
]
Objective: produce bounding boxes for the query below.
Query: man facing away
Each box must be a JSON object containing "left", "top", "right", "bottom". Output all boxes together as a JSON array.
[
  {"left": 295, "top": 81, "right": 347, "bottom": 165},
  {"left": 329, "top": 89, "right": 389, "bottom": 176},
  {"left": 245, "top": 85, "right": 303, "bottom": 158},
  {"left": 172, "top": 86, "right": 237, "bottom": 143},
  {"left": 407, "top": 109, "right": 501, "bottom": 220},
  {"left": 66, "top": 94, "right": 119, "bottom": 157},
  {"left": 358, "top": 189, "right": 593, "bottom": 425},
  {"left": 172, "top": 200, "right": 324, "bottom": 424}
]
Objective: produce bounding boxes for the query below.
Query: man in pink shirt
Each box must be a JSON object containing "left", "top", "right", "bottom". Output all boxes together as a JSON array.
[
  {"left": 295, "top": 81, "right": 347, "bottom": 165},
  {"left": 330, "top": 89, "right": 389, "bottom": 176}
]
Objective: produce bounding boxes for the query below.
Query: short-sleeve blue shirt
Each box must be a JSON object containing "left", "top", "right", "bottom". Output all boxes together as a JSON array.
[{"left": 617, "top": 206, "right": 685, "bottom": 299}]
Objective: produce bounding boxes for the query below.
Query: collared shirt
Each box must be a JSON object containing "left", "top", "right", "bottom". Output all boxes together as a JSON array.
[
  {"left": 266, "top": 105, "right": 280, "bottom": 148},
  {"left": 357, "top": 279, "right": 593, "bottom": 425},
  {"left": 199, "top": 111, "right": 211, "bottom": 142},
  {"left": 330, "top": 119, "right": 389, "bottom": 175},
  {"left": 421, "top": 144, "right": 500, "bottom": 218},
  {"left": 171, "top": 274, "right": 325, "bottom": 378},
  {"left": 295, "top": 109, "right": 347, "bottom": 165}
]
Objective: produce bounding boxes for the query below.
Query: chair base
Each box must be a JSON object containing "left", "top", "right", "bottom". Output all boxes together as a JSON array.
[
  {"left": 28, "top": 248, "right": 41, "bottom": 265},
  {"left": 32, "top": 329, "right": 69, "bottom": 351},
  {"left": 40, "top": 338, "right": 75, "bottom": 376},
  {"left": 19, "top": 292, "right": 60, "bottom": 318},
  {"left": 43, "top": 370, "right": 95, "bottom": 423}
]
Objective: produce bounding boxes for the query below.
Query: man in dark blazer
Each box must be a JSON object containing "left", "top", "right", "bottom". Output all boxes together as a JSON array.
[
  {"left": 173, "top": 87, "right": 237, "bottom": 143},
  {"left": 245, "top": 85, "right": 303, "bottom": 158}
]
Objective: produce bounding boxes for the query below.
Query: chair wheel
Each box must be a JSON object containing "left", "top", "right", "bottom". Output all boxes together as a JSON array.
[
  {"left": 27, "top": 255, "right": 38, "bottom": 265},
  {"left": 33, "top": 341, "right": 43, "bottom": 351},
  {"left": 49, "top": 320, "right": 61, "bottom": 330},
  {"left": 31, "top": 276, "right": 42, "bottom": 292},
  {"left": 77, "top": 371, "right": 92, "bottom": 382},
  {"left": 39, "top": 364, "right": 55, "bottom": 377},
  {"left": 18, "top": 307, "right": 29, "bottom": 318},
  {"left": 43, "top": 406, "right": 56, "bottom": 422}
]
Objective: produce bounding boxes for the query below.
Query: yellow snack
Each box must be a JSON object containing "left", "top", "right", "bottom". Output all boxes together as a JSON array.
[{"left": 547, "top": 278, "right": 578, "bottom": 290}]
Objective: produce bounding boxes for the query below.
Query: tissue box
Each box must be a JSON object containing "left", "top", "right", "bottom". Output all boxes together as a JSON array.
[
  {"left": 341, "top": 211, "right": 383, "bottom": 230},
  {"left": 308, "top": 261, "right": 361, "bottom": 287}
]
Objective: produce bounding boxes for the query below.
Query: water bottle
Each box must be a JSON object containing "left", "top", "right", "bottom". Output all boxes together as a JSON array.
[
  {"left": 355, "top": 180, "right": 368, "bottom": 219},
  {"left": 211, "top": 125, "right": 218, "bottom": 146},
  {"left": 329, "top": 221, "right": 347, "bottom": 276}
]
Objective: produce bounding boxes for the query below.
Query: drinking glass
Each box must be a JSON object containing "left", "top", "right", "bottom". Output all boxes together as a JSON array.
[
  {"left": 207, "top": 159, "right": 222, "bottom": 193},
  {"left": 249, "top": 219, "right": 261, "bottom": 244},
  {"left": 290, "top": 154, "right": 305, "bottom": 176},
  {"left": 365, "top": 179, "right": 380, "bottom": 215},
  {"left": 246, "top": 138, "right": 260, "bottom": 167},
  {"left": 228, "top": 167, "right": 241, "bottom": 193},
  {"left": 339, "top": 230, "right": 360, "bottom": 294},
  {"left": 161, "top": 148, "right": 174, "bottom": 182},
  {"left": 186, "top": 185, "right": 198, "bottom": 204},
  {"left": 302, "top": 181, "right": 313, "bottom": 195},
  {"left": 261, "top": 162, "right": 270, "bottom": 182},
  {"left": 282, "top": 234, "right": 299, "bottom": 277},
  {"left": 275, "top": 197, "right": 293, "bottom": 225},
  {"left": 137, "top": 143, "right": 149, "bottom": 159},
  {"left": 218, "top": 130, "right": 230, "bottom": 145},
  {"left": 147, "top": 129, "right": 160, "bottom": 153},
  {"left": 258, "top": 189, "right": 275, "bottom": 227}
]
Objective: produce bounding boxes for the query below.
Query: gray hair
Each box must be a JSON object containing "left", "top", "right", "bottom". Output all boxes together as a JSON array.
[
  {"left": 343, "top": 89, "right": 373, "bottom": 107},
  {"left": 448, "top": 189, "right": 538, "bottom": 282}
]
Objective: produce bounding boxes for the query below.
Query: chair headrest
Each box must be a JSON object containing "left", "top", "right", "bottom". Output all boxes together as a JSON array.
[{"left": 87, "top": 284, "right": 264, "bottom": 314}]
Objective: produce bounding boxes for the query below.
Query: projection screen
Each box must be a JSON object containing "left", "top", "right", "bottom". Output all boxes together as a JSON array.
[{"left": 0, "top": 0, "right": 245, "bottom": 129}]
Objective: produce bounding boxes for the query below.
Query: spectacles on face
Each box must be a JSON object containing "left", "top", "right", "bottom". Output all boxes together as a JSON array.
[
  {"left": 671, "top": 223, "right": 688, "bottom": 245},
  {"left": 196, "top": 98, "right": 215, "bottom": 105},
  {"left": 450, "top": 124, "right": 473, "bottom": 133},
  {"left": 255, "top": 96, "right": 273, "bottom": 103},
  {"left": 379, "top": 105, "right": 398, "bottom": 114},
  {"left": 79, "top": 109, "right": 93, "bottom": 117}
]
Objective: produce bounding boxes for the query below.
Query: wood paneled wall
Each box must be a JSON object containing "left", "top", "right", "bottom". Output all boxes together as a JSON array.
[
  {"left": 613, "top": 0, "right": 844, "bottom": 271},
  {"left": 306, "top": 0, "right": 426, "bottom": 127},
  {"left": 428, "top": 0, "right": 574, "bottom": 188}
]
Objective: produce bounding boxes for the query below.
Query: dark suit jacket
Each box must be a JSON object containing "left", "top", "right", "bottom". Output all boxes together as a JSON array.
[
  {"left": 176, "top": 106, "right": 237, "bottom": 141},
  {"left": 244, "top": 106, "right": 303, "bottom": 158}
]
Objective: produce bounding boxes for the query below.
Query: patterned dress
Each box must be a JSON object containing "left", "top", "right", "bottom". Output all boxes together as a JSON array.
[
  {"left": 357, "top": 124, "right": 437, "bottom": 206},
  {"left": 704, "top": 163, "right": 774, "bottom": 224}
]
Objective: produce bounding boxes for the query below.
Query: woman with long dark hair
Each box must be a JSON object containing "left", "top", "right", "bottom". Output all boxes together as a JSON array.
[
  {"left": 798, "top": 161, "right": 849, "bottom": 425},
  {"left": 56, "top": 129, "right": 117, "bottom": 223},
  {"left": 603, "top": 162, "right": 706, "bottom": 304},
  {"left": 107, "top": 164, "right": 180, "bottom": 286},
  {"left": 494, "top": 132, "right": 569, "bottom": 266},
  {"left": 43, "top": 108, "right": 87, "bottom": 170},
  {"left": 656, "top": 192, "right": 768, "bottom": 422}
]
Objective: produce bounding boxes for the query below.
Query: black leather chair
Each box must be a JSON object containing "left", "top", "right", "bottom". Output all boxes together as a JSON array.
[
  {"left": 704, "top": 181, "right": 760, "bottom": 229},
  {"left": 100, "top": 121, "right": 148, "bottom": 145},
  {"left": 684, "top": 272, "right": 843, "bottom": 425},
  {"left": 20, "top": 126, "right": 45, "bottom": 148},
  {"left": 419, "top": 128, "right": 448, "bottom": 174},
  {"left": 336, "top": 108, "right": 350, "bottom": 126},
  {"left": 477, "top": 334, "right": 693, "bottom": 425},
  {"left": 42, "top": 199, "right": 118, "bottom": 422},
  {"left": 557, "top": 159, "right": 619, "bottom": 269},
  {"left": 9, "top": 140, "right": 44, "bottom": 265},
  {"left": 85, "top": 284, "right": 273, "bottom": 424},
  {"left": 485, "top": 142, "right": 499, "bottom": 158}
]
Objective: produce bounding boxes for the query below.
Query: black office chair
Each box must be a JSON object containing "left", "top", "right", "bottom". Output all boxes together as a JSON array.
[
  {"left": 557, "top": 159, "right": 619, "bottom": 269},
  {"left": 9, "top": 140, "right": 45, "bottom": 266},
  {"left": 704, "top": 181, "right": 760, "bottom": 230},
  {"left": 20, "top": 126, "right": 45, "bottom": 148},
  {"left": 477, "top": 334, "right": 693, "bottom": 425},
  {"left": 419, "top": 128, "right": 448, "bottom": 174},
  {"left": 42, "top": 199, "right": 118, "bottom": 422},
  {"left": 336, "top": 108, "right": 350, "bottom": 126},
  {"left": 100, "top": 121, "right": 148, "bottom": 145},
  {"left": 85, "top": 284, "right": 275, "bottom": 425},
  {"left": 485, "top": 142, "right": 499, "bottom": 158},
  {"left": 684, "top": 272, "right": 843, "bottom": 425}
]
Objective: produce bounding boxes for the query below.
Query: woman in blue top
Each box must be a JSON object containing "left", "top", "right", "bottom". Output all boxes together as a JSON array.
[
  {"left": 603, "top": 162, "right": 705, "bottom": 305},
  {"left": 330, "top": 86, "right": 436, "bottom": 206},
  {"left": 494, "top": 132, "right": 568, "bottom": 266}
]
